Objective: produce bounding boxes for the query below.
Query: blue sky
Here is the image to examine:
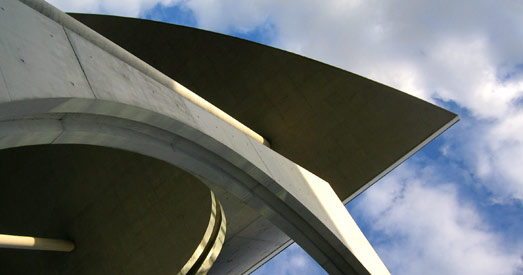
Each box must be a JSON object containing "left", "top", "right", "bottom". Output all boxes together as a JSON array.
[{"left": 50, "top": 0, "right": 523, "bottom": 274}]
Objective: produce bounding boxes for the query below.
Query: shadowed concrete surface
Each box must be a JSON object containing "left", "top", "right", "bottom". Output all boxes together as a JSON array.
[
  {"left": 68, "top": 14, "right": 458, "bottom": 202},
  {"left": 0, "top": 145, "right": 213, "bottom": 274}
]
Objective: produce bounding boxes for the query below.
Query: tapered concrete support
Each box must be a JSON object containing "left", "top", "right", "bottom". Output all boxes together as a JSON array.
[{"left": 0, "top": 234, "right": 74, "bottom": 252}]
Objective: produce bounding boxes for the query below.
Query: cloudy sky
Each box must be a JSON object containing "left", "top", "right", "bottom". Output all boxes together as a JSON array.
[{"left": 49, "top": 0, "right": 523, "bottom": 274}]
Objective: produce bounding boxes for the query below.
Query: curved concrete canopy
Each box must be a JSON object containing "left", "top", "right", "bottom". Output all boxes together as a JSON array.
[
  {"left": 0, "top": 0, "right": 394, "bottom": 274},
  {"left": 68, "top": 13, "right": 459, "bottom": 203},
  {"left": 63, "top": 14, "right": 458, "bottom": 273},
  {"left": 0, "top": 144, "right": 224, "bottom": 274}
]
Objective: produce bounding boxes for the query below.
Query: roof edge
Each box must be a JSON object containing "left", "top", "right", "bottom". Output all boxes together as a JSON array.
[{"left": 343, "top": 114, "right": 460, "bottom": 204}]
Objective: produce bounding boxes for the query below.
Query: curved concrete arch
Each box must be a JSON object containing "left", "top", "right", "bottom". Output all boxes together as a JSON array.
[
  {"left": 0, "top": 97, "right": 375, "bottom": 274},
  {"left": 0, "top": 0, "right": 390, "bottom": 273}
]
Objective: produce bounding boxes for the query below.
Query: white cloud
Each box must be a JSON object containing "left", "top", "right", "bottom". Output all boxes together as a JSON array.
[
  {"left": 353, "top": 164, "right": 521, "bottom": 275},
  {"left": 252, "top": 243, "right": 327, "bottom": 275},
  {"left": 47, "top": 0, "right": 178, "bottom": 17},
  {"left": 182, "top": 0, "right": 273, "bottom": 33},
  {"left": 466, "top": 112, "right": 523, "bottom": 202}
]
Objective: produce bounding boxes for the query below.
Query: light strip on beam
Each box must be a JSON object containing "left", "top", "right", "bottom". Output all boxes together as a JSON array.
[{"left": 0, "top": 234, "right": 75, "bottom": 252}]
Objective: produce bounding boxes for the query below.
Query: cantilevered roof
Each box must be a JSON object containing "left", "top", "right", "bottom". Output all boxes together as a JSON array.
[{"left": 69, "top": 14, "right": 458, "bottom": 203}]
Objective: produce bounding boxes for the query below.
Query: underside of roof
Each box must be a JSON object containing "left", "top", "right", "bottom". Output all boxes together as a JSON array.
[{"left": 69, "top": 13, "right": 458, "bottom": 202}]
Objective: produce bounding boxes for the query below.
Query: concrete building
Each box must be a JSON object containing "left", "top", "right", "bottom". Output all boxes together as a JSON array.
[{"left": 0, "top": 0, "right": 458, "bottom": 274}]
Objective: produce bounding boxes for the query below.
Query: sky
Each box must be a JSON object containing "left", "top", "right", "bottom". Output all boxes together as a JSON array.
[{"left": 48, "top": 0, "right": 523, "bottom": 274}]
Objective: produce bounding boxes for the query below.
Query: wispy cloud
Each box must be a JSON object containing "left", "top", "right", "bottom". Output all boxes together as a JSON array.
[
  {"left": 48, "top": 0, "right": 179, "bottom": 17},
  {"left": 352, "top": 162, "right": 521, "bottom": 274}
]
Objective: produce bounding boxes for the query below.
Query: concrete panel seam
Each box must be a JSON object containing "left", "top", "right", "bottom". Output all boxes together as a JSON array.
[
  {"left": 246, "top": 137, "right": 274, "bottom": 179},
  {"left": 63, "top": 26, "right": 97, "bottom": 99},
  {"left": 0, "top": 64, "right": 12, "bottom": 101},
  {"left": 49, "top": 115, "right": 65, "bottom": 144}
]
